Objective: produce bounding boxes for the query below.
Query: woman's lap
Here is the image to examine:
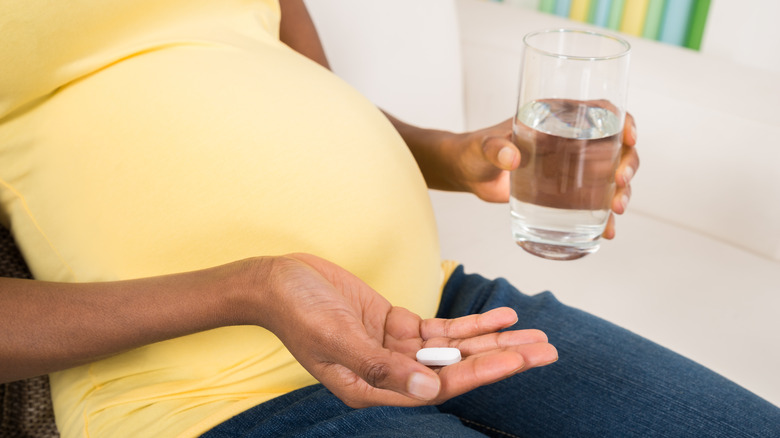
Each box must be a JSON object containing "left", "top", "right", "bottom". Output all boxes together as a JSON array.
[
  {"left": 203, "top": 265, "right": 780, "bottom": 437},
  {"left": 201, "top": 384, "right": 484, "bottom": 438},
  {"left": 436, "top": 266, "right": 779, "bottom": 437}
]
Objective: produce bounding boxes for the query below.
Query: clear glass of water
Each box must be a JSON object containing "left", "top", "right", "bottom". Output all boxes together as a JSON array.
[{"left": 510, "top": 29, "right": 631, "bottom": 260}]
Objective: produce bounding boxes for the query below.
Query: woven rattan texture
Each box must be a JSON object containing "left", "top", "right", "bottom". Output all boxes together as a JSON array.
[{"left": 0, "top": 226, "right": 60, "bottom": 438}]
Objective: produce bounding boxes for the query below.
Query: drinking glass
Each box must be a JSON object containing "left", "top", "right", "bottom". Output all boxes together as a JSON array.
[{"left": 510, "top": 29, "right": 631, "bottom": 260}]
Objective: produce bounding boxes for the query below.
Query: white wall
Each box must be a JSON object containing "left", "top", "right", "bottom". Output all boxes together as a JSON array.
[{"left": 701, "top": 0, "right": 780, "bottom": 73}]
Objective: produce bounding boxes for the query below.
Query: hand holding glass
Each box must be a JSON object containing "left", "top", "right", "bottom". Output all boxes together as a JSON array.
[{"left": 510, "top": 29, "right": 631, "bottom": 260}]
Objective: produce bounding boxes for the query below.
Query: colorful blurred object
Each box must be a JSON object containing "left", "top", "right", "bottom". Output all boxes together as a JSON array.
[{"left": 495, "top": 0, "right": 711, "bottom": 50}]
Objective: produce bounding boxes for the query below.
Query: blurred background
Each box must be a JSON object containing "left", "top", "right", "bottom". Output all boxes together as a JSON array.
[{"left": 495, "top": 0, "right": 780, "bottom": 73}]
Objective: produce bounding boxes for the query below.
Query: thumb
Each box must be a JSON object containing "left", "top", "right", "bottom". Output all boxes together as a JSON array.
[
  {"left": 342, "top": 340, "right": 442, "bottom": 402},
  {"left": 482, "top": 135, "right": 520, "bottom": 171}
]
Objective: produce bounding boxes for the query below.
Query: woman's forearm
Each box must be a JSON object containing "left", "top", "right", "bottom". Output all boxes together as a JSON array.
[
  {"left": 382, "top": 111, "right": 460, "bottom": 191},
  {"left": 279, "top": 0, "right": 330, "bottom": 69},
  {"left": 0, "top": 258, "right": 268, "bottom": 383}
]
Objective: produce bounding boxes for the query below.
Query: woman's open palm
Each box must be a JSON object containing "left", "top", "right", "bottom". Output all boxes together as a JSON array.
[{"left": 260, "top": 253, "right": 558, "bottom": 408}]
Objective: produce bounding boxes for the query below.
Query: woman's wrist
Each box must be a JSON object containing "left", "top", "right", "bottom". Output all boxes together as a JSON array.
[
  {"left": 225, "top": 256, "right": 281, "bottom": 328},
  {"left": 231, "top": 254, "right": 321, "bottom": 335}
]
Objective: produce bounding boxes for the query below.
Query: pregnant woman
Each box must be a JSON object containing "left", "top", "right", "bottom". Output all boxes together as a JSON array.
[{"left": 1, "top": 1, "right": 777, "bottom": 437}]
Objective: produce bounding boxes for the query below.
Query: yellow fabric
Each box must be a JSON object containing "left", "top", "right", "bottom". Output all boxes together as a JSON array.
[{"left": 0, "top": 1, "right": 449, "bottom": 436}]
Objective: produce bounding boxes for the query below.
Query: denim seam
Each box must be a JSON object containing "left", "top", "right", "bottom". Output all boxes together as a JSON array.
[{"left": 458, "top": 416, "right": 522, "bottom": 438}]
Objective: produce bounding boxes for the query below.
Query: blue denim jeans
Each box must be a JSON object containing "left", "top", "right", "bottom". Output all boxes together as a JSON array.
[{"left": 202, "top": 266, "right": 780, "bottom": 437}]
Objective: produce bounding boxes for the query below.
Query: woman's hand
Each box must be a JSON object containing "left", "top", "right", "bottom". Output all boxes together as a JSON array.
[
  {"left": 256, "top": 253, "right": 557, "bottom": 408},
  {"left": 435, "top": 114, "right": 639, "bottom": 238},
  {"left": 605, "top": 114, "right": 639, "bottom": 239}
]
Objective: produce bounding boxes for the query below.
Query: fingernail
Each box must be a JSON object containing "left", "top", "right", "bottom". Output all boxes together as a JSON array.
[
  {"left": 631, "top": 123, "right": 638, "bottom": 142},
  {"left": 407, "top": 372, "right": 440, "bottom": 400},
  {"left": 620, "top": 194, "right": 630, "bottom": 211},
  {"left": 498, "top": 146, "right": 515, "bottom": 169},
  {"left": 623, "top": 166, "right": 634, "bottom": 185}
]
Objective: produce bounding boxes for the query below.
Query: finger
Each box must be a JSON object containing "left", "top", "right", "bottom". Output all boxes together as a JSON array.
[
  {"left": 318, "top": 355, "right": 439, "bottom": 409},
  {"left": 424, "top": 328, "right": 549, "bottom": 356},
  {"left": 616, "top": 145, "right": 639, "bottom": 188},
  {"left": 623, "top": 113, "right": 637, "bottom": 146},
  {"left": 383, "top": 306, "right": 424, "bottom": 343},
  {"left": 436, "top": 343, "right": 558, "bottom": 400},
  {"left": 482, "top": 135, "right": 520, "bottom": 171},
  {"left": 611, "top": 185, "right": 632, "bottom": 215},
  {"left": 602, "top": 213, "right": 616, "bottom": 240},
  {"left": 420, "top": 307, "right": 518, "bottom": 340},
  {"left": 466, "top": 341, "right": 558, "bottom": 370},
  {"left": 329, "top": 338, "right": 443, "bottom": 403},
  {"left": 457, "top": 329, "right": 548, "bottom": 355}
]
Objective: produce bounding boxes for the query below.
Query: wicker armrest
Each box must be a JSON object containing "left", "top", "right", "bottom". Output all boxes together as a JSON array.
[{"left": 0, "top": 226, "right": 60, "bottom": 438}]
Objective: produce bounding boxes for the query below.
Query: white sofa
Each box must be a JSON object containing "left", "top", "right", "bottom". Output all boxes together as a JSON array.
[{"left": 306, "top": 0, "right": 780, "bottom": 407}]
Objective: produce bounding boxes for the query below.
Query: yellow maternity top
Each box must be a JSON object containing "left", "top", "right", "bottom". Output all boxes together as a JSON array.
[{"left": 0, "top": 1, "right": 448, "bottom": 436}]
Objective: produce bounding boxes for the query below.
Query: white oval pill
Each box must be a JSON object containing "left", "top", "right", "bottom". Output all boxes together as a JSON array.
[{"left": 416, "top": 347, "right": 461, "bottom": 366}]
